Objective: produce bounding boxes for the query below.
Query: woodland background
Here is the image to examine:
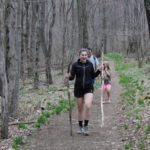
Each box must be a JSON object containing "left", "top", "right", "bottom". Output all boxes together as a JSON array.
[{"left": 0, "top": 0, "right": 150, "bottom": 141}]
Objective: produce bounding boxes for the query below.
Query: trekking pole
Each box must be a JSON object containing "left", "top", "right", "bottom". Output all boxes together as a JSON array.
[
  {"left": 66, "top": 61, "right": 73, "bottom": 136},
  {"left": 100, "top": 46, "right": 104, "bottom": 127}
]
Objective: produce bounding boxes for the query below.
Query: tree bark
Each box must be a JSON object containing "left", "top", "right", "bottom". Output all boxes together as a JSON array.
[
  {"left": 102, "top": 0, "right": 107, "bottom": 54},
  {"left": 4, "top": 0, "right": 21, "bottom": 116},
  {"left": 20, "top": 1, "right": 25, "bottom": 80},
  {"left": 24, "top": 2, "right": 31, "bottom": 77},
  {"left": 39, "top": 0, "right": 55, "bottom": 85},
  {"left": 0, "top": 49, "right": 9, "bottom": 139},
  {"left": 60, "top": 0, "right": 67, "bottom": 74},
  {"left": 0, "top": 9, "right": 9, "bottom": 137},
  {"left": 33, "top": 2, "right": 40, "bottom": 89},
  {"left": 77, "top": 0, "right": 89, "bottom": 48},
  {"left": 144, "top": 0, "right": 150, "bottom": 36}
]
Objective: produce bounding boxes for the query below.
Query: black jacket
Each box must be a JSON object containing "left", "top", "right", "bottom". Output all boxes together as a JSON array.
[{"left": 69, "top": 59, "right": 101, "bottom": 89}]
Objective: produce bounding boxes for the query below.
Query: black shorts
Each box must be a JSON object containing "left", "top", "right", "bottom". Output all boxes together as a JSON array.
[{"left": 74, "top": 87, "right": 94, "bottom": 98}]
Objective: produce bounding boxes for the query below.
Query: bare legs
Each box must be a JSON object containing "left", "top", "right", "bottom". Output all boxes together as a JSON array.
[
  {"left": 76, "top": 93, "right": 93, "bottom": 121},
  {"left": 103, "top": 84, "right": 111, "bottom": 102},
  {"left": 77, "top": 97, "right": 84, "bottom": 121},
  {"left": 84, "top": 93, "right": 93, "bottom": 120}
]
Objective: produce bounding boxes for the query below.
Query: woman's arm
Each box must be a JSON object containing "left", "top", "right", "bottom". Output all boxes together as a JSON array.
[
  {"left": 92, "top": 65, "right": 102, "bottom": 78},
  {"left": 69, "top": 63, "right": 76, "bottom": 80}
]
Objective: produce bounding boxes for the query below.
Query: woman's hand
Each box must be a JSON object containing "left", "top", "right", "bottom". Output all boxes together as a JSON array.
[
  {"left": 104, "top": 68, "right": 108, "bottom": 71},
  {"left": 66, "top": 72, "right": 71, "bottom": 78},
  {"left": 97, "top": 65, "right": 103, "bottom": 71}
]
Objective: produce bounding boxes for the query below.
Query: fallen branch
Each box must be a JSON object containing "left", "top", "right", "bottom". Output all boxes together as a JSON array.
[{"left": 9, "top": 121, "right": 35, "bottom": 126}]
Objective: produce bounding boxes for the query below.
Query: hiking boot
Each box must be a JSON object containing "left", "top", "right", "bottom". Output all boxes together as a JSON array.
[
  {"left": 83, "top": 126, "right": 90, "bottom": 136},
  {"left": 77, "top": 126, "right": 84, "bottom": 134}
]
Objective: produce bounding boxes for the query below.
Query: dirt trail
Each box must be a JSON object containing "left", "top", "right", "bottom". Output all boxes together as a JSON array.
[{"left": 22, "top": 60, "right": 123, "bottom": 150}]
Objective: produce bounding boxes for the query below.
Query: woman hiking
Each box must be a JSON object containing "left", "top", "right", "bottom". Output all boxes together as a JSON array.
[{"left": 66, "top": 48, "right": 101, "bottom": 135}]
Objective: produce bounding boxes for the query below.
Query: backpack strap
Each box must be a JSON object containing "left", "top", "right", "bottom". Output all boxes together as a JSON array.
[{"left": 93, "top": 56, "right": 96, "bottom": 71}]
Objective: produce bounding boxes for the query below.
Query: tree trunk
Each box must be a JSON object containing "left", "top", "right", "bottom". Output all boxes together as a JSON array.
[
  {"left": 144, "top": 0, "right": 150, "bottom": 36},
  {"left": 34, "top": 38, "right": 40, "bottom": 88},
  {"left": 71, "top": 0, "right": 76, "bottom": 54},
  {"left": 91, "top": 6, "right": 98, "bottom": 53},
  {"left": 34, "top": 2, "right": 40, "bottom": 89},
  {"left": 28, "top": 2, "right": 37, "bottom": 78},
  {"left": 20, "top": 1, "right": 25, "bottom": 80},
  {"left": 0, "top": 10, "right": 9, "bottom": 137},
  {"left": 39, "top": 0, "right": 55, "bottom": 85},
  {"left": 77, "top": 0, "right": 89, "bottom": 48},
  {"left": 102, "top": 0, "right": 107, "bottom": 54},
  {"left": 24, "top": 2, "right": 31, "bottom": 77},
  {"left": 0, "top": 49, "right": 9, "bottom": 139},
  {"left": 61, "top": 0, "right": 67, "bottom": 74},
  {"left": 45, "top": 56, "right": 52, "bottom": 85},
  {"left": 4, "top": 0, "right": 21, "bottom": 116}
]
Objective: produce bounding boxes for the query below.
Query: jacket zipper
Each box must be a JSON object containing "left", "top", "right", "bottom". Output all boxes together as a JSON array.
[{"left": 83, "top": 64, "right": 85, "bottom": 88}]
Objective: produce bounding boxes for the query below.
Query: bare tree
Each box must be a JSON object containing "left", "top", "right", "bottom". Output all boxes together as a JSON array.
[
  {"left": 102, "top": 0, "right": 107, "bottom": 54},
  {"left": 60, "top": 0, "right": 67, "bottom": 74},
  {"left": 144, "top": 0, "right": 150, "bottom": 36},
  {"left": 60, "top": 0, "right": 73, "bottom": 74},
  {"left": 24, "top": 1, "right": 31, "bottom": 77},
  {"left": 0, "top": 5, "right": 9, "bottom": 138},
  {"left": 77, "top": 0, "right": 89, "bottom": 48},
  {"left": 71, "top": 0, "right": 77, "bottom": 53},
  {"left": 28, "top": 1, "right": 37, "bottom": 77},
  {"left": 20, "top": 1, "right": 25, "bottom": 80},
  {"left": 0, "top": 46, "right": 9, "bottom": 139},
  {"left": 39, "top": 0, "right": 56, "bottom": 85},
  {"left": 33, "top": 1, "right": 40, "bottom": 89},
  {"left": 4, "top": 0, "right": 21, "bottom": 116}
]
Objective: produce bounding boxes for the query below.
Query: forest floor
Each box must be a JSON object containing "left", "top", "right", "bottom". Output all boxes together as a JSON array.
[
  {"left": 20, "top": 59, "right": 125, "bottom": 150},
  {"left": 0, "top": 57, "right": 149, "bottom": 150}
]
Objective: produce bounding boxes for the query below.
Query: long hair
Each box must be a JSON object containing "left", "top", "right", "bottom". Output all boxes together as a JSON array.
[{"left": 103, "top": 61, "right": 110, "bottom": 70}]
